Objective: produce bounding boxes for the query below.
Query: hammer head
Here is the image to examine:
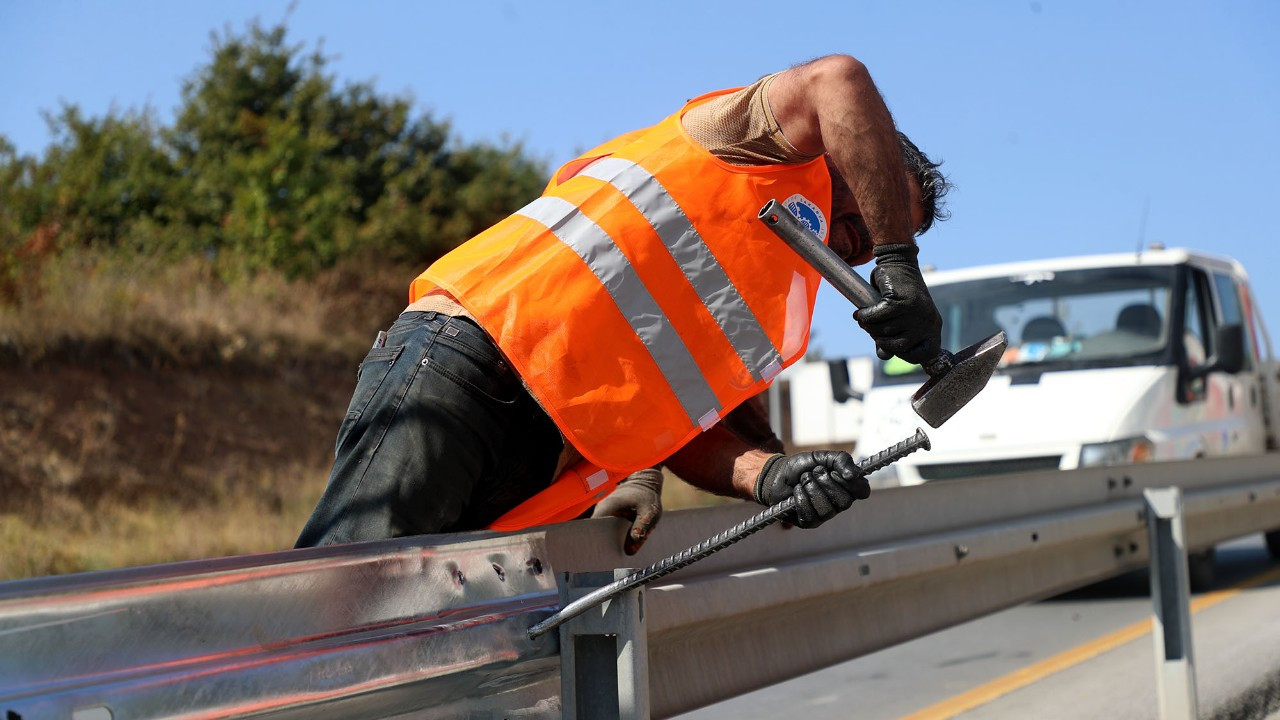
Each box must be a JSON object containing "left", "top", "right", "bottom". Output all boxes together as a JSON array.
[{"left": 911, "top": 331, "right": 1008, "bottom": 428}]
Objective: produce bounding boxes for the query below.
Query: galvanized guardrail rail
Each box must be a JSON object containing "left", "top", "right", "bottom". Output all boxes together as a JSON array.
[{"left": 3, "top": 454, "right": 1279, "bottom": 719}]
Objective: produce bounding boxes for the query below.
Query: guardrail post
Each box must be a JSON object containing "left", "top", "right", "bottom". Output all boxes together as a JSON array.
[
  {"left": 1143, "top": 487, "right": 1198, "bottom": 720},
  {"left": 558, "top": 568, "right": 649, "bottom": 720}
]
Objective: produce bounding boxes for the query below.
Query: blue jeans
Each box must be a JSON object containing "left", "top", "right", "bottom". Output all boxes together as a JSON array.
[{"left": 295, "top": 311, "right": 563, "bottom": 546}]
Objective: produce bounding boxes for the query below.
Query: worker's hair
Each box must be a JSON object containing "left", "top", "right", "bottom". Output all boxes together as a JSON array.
[{"left": 897, "top": 131, "right": 951, "bottom": 235}]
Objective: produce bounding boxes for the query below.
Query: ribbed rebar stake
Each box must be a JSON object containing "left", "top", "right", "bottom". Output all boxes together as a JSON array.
[{"left": 527, "top": 428, "right": 931, "bottom": 640}]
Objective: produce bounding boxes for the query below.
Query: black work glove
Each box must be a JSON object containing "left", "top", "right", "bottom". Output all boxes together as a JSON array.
[
  {"left": 592, "top": 467, "right": 663, "bottom": 555},
  {"left": 852, "top": 243, "right": 943, "bottom": 366},
  {"left": 752, "top": 450, "right": 870, "bottom": 529}
]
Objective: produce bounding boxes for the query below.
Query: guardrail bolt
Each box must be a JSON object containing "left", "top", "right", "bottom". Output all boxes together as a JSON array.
[
  {"left": 860, "top": 564, "right": 871, "bottom": 576},
  {"left": 1129, "top": 542, "right": 1139, "bottom": 554},
  {"left": 1031, "top": 532, "right": 1039, "bottom": 542},
  {"left": 492, "top": 563, "right": 506, "bottom": 582},
  {"left": 1114, "top": 545, "right": 1124, "bottom": 558},
  {"left": 1108, "top": 478, "right": 1117, "bottom": 490},
  {"left": 1249, "top": 492, "right": 1257, "bottom": 502},
  {"left": 1123, "top": 476, "right": 1133, "bottom": 488},
  {"left": 954, "top": 544, "right": 970, "bottom": 560},
  {"left": 453, "top": 568, "right": 467, "bottom": 586},
  {"left": 526, "top": 558, "right": 544, "bottom": 575}
]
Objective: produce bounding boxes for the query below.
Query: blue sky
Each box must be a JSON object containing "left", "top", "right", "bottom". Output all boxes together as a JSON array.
[{"left": 2, "top": 1, "right": 1277, "bottom": 358}]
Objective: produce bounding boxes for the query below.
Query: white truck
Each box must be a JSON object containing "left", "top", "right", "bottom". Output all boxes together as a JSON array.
[{"left": 851, "top": 247, "right": 1280, "bottom": 577}]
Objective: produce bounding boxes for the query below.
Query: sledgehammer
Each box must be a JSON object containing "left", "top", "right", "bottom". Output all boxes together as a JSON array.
[{"left": 759, "top": 199, "right": 1007, "bottom": 428}]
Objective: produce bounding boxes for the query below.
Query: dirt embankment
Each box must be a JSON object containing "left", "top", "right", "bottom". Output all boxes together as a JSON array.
[
  {"left": 0, "top": 251, "right": 426, "bottom": 577},
  {"left": 2, "top": 357, "right": 353, "bottom": 509},
  {"left": 0, "top": 354, "right": 358, "bottom": 578}
]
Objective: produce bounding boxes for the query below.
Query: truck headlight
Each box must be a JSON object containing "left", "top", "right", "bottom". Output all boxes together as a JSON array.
[{"left": 1079, "top": 437, "right": 1154, "bottom": 467}]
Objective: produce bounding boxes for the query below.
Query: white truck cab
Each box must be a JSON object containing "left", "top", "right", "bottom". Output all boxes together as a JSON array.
[{"left": 857, "top": 248, "right": 1279, "bottom": 488}]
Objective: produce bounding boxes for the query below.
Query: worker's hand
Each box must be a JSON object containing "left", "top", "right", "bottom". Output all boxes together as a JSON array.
[
  {"left": 752, "top": 450, "right": 870, "bottom": 529},
  {"left": 592, "top": 467, "right": 664, "bottom": 555},
  {"left": 853, "top": 243, "right": 943, "bottom": 366}
]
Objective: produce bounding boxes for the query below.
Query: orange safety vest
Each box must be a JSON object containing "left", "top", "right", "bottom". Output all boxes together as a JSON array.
[{"left": 410, "top": 88, "right": 834, "bottom": 530}]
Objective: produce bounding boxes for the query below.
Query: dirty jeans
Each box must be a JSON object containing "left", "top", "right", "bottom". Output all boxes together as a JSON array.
[{"left": 295, "top": 311, "right": 563, "bottom": 547}]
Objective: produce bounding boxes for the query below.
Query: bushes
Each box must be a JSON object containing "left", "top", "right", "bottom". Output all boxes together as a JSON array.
[{"left": 0, "top": 19, "right": 547, "bottom": 283}]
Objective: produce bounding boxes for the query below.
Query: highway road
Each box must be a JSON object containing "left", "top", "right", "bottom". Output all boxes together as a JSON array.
[{"left": 677, "top": 533, "right": 1280, "bottom": 719}]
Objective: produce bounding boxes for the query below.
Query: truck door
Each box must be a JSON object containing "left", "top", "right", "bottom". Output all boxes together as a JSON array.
[
  {"left": 1213, "top": 270, "right": 1272, "bottom": 453},
  {"left": 1179, "top": 266, "right": 1266, "bottom": 455}
]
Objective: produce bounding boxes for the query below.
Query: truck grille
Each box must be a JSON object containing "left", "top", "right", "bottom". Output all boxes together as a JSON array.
[{"left": 916, "top": 455, "right": 1063, "bottom": 481}]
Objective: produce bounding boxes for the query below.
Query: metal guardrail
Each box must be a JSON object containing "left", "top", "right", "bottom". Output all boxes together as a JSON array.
[
  {"left": 0, "top": 533, "right": 562, "bottom": 719},
  {"left": 2, "top": 454, "right": 1279, "bottom": 719}
]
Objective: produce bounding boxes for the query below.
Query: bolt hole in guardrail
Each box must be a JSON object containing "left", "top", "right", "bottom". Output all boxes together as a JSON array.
[
  {"left": 1031, "top": 532, "right": 1039, "bottom": 542},
  {"left": 527, "top": 558, "right": 543, "bottom": 575},
  {"left": 860, "top": 565, "right": 871, "bottom": 576},
  {"left": 493, "top": 564, "right": 506, "bottom": 582}
]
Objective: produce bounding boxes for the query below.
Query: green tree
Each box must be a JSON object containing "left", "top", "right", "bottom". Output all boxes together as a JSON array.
[
  {"left": 5, "top": 20, "right": 548, "bottom": 280},
  {"left": 167, "top": 20, "right": 546, "bottom": 276},
  {"left": 0, "top": 136, "right": 25, "bottom": 252},
  {"left": 37, "top": 106, "right": 177, "bottom": 250}
]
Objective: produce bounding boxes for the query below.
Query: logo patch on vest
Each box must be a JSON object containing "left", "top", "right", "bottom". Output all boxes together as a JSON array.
[{"left": 782, "top": 194, "right": 827, "bottom": 240}]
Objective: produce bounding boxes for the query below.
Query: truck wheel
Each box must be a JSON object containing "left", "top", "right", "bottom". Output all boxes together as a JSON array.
[
  {"left": 1187, "top": 549, "right": 1217, "bottom": 592},
  {"left": 1266, "top": 530, "right": 1280, "bottom": 560}
]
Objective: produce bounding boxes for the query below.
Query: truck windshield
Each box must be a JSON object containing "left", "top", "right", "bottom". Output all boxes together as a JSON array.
[{"left": 876, "top": 265, "right": 1177, "bottom": 384}]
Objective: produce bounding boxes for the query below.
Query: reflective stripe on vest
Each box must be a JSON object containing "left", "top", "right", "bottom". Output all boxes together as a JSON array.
[
  {"left": 516, "top": 195, "right": 722, "bottom": 430},
  {"left": 578, "top": 157, "right": 784, "bottom": 385}
]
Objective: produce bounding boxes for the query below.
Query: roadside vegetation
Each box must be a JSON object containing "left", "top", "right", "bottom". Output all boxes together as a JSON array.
[
  {"left": 0, "top": 20, "right": 550, "bottom": 579},
  {"left": 1, "top": 20, "right": 547, "bottom": 364}
]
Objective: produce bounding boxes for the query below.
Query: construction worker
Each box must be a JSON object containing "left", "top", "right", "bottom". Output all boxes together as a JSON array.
[{"left": 295, "top": 54, "right": 950, "bottom": 551}]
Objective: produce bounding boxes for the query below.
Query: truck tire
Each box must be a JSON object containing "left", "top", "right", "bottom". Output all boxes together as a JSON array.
[
  {"left": 1266, "top": 530, "right": 1280, "bottom": 560},
  {"left": 1188, "top": 549, "right": 1217, "bottom": 592}
]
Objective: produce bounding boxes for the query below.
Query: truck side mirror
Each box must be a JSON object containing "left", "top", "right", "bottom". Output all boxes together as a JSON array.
[
  {"left": 1189, "top": 323, "right": 1246, "bottom": 379},
  {"left": 1212, "top": 323, "right": 1246, "bottom": 374},
  {"left": 828, "top": 359, "right": 863, "bottom": 403}
]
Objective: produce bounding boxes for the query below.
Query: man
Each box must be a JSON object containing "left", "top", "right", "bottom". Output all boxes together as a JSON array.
[{"left": 296, "top": 54, "right": 949, "bottom": 550}]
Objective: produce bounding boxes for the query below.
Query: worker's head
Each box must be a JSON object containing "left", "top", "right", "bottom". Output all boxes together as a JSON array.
[
  {"left": 896, "top": 131, "right": 950, "bottom": 236},
  {"left": 824, "top": 132, "right": 950, "bottom": 264}
]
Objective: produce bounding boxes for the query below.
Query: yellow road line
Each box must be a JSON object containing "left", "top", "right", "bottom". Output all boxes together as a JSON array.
[{"left": 901, "top": 563, "right": 1280, "bottom": 720}]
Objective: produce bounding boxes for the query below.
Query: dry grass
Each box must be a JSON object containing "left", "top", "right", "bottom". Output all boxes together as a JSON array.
[
  {"left": 0, "top": 247, "right": 398, "bottom": 580},
  {"left": 0, "top": 248, "right": 408, "bottom": 368},
  {"left": 0, "top": 464, "right": 329, "bottom": 581}
]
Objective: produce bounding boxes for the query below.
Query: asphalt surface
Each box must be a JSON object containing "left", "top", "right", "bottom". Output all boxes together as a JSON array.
[{"left": 677, "top": 534, "right": 1280, "bottom": 719}]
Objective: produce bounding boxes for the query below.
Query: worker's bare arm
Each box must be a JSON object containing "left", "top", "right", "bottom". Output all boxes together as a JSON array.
[
  {"left": 663, "top": 424, "right": 772, "bottom": 500},
  {"left": 768, "top": 55, "right": 915, "bottom": 247},
  {"left": 666, "top": 416, "right": 870, "bottom": 529}
]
